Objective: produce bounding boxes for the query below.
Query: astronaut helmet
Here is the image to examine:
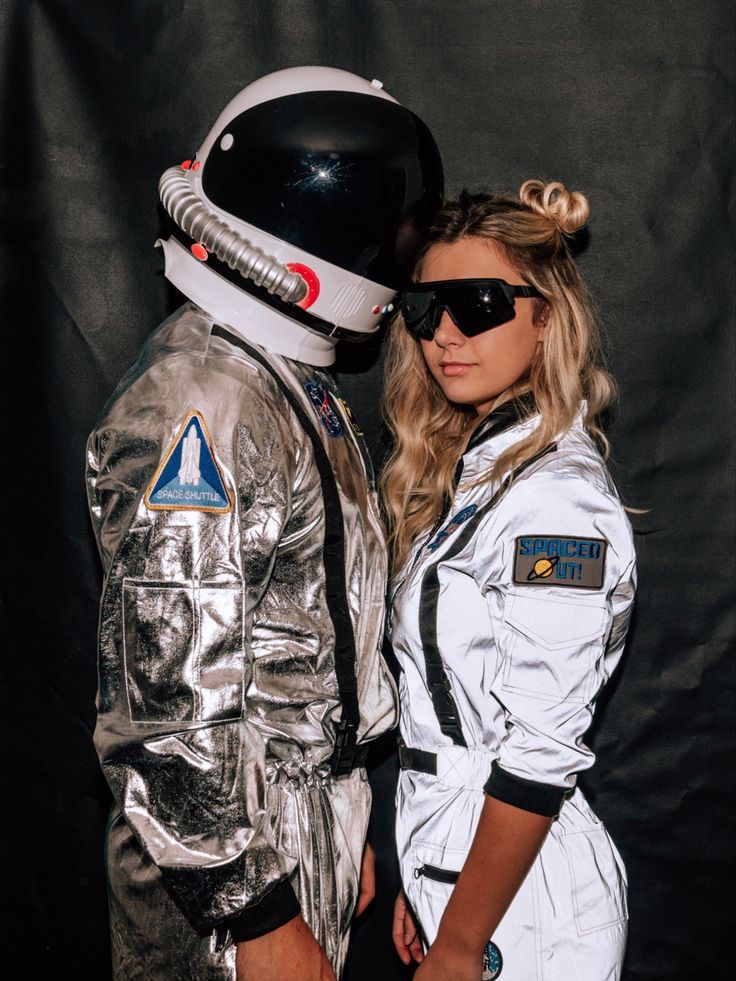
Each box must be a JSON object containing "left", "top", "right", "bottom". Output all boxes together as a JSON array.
[{"left": 158, "top": 66, "right": 444, "bottom": 365}]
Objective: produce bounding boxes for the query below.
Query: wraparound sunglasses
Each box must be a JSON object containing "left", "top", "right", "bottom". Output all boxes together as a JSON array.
[{"left": 400, "top": 278, "right": 543, "bottom": 340}]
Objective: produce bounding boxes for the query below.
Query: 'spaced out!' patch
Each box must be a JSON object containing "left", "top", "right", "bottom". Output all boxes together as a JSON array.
[
  {"left": 145, "top": 411, "right": 232, "bottom": 513},
  {"left": 513, "top": 535, "right": 607, "bottom": 589}
]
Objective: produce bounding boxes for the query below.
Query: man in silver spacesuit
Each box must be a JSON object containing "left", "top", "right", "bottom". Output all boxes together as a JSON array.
[{"left": 86, "top": 67, "right": 442, "bottom": 980}]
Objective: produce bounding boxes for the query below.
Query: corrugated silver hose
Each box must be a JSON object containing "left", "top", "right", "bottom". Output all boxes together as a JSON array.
[{"left": 159, "top": 166, "right": 308, "bottom": 305}]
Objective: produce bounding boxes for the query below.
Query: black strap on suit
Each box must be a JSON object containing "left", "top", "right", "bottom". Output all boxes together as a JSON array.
[
  {"left": 418, "top": 442, "right": 557, "bottom": 747},
  {"left": 211, "top": 325, "right": 364, "bottom": 775}
]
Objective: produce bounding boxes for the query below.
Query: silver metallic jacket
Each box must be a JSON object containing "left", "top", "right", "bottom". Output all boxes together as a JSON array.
[{"left": 86, "top": 304, "right": 397, "bottom": 975}]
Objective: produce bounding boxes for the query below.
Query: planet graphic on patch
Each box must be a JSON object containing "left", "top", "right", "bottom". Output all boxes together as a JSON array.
[{"left": 526, "top": 554, "right": 561, "bottom": 581}]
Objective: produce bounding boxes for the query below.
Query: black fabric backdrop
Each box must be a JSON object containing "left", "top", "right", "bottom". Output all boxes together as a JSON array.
[{"left": 1, "top": 2, "right": 733, "bottom": 979}]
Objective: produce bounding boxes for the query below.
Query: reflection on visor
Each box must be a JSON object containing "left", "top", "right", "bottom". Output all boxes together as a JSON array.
[{"left": 202, "top": 91, "right": 443, "bottom": 288}]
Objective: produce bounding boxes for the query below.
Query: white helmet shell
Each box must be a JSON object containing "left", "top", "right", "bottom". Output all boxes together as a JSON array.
[{"left": 158, "top": 66, "right": 443, "bottom": 365}]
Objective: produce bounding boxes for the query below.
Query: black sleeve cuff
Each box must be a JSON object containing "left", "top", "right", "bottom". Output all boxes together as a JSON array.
[
  {"left": 484, "top": 760, "right": 567, "bottom": 817},
  {"left": 226, "top": 878, "right": 301, "bottom": 942}
]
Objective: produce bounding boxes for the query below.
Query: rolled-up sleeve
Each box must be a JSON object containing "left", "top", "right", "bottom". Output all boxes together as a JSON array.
[{"left": 481, "top": 469, "right": 636, "bottom": 815}]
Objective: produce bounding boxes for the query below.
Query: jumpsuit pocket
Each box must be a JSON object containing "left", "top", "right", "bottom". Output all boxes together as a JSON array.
[
  {"left": 414, "top": 863, "right": 460, "bottom": 885},
  {"left": 562, "top": 828, "right": 628, "bottom": 935},
  {"left": 501, "top": 592, "right": 606, "bottom": 703},
  {"left": 410, "top": 839, "right": 465, "bottom": 896},
  {"left": 122, "top": 578, "right": 245, "bottom": 724}
]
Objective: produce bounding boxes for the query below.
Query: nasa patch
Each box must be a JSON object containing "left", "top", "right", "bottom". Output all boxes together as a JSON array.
[
  {"left": 426, "top": 504, "right": 478, "bottom": 552},
  {"left": 513, "top": 535, "right": 607, "bottom": 589},
  {"left": 304, "top": 380, "right": 344, "bottom": 438},
  {"left": 144, "top": 411, "right": 231, "bottom": 513}
]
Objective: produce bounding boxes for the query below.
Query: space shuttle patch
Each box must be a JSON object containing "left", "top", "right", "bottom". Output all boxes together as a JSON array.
[{"left": 144, "top": 411, "right": 232, "bottom": 513}]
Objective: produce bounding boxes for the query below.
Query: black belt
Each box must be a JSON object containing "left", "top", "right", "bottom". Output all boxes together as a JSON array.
[{"left": 398, "top": 743, "right": 438, "bottom": 775}]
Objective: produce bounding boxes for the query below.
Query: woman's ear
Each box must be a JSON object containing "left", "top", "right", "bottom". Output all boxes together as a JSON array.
[{"left": 534, "top": 302, "right": 550, "bottom": 342}]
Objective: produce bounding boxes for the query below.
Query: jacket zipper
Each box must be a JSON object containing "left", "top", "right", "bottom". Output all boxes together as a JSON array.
[{"left": 414, "top": 863, "right": 459, "bottom": 884}]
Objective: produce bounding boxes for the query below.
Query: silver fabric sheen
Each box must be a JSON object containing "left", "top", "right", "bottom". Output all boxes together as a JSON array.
[{"left": 87, "top": 303, "right": 397, "bottom": 978}]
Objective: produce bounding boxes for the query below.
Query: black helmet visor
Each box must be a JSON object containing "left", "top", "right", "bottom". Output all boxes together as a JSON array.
[{"left": 201, "top": 90, "right": 443, "bottom": 288}]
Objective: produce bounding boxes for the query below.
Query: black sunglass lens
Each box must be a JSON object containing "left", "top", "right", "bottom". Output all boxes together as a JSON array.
[
  {"left": 402, "top": 282, "right": 519, "bottom": 339},
  {"left": 445, "top": 285, "right": 515, "bottom": 335},
  {"left": 402, "top": 290, "right": 439, "bottom": 340},
  {"left": 402, "top": 291, "right": 434, "bottom": 324}
]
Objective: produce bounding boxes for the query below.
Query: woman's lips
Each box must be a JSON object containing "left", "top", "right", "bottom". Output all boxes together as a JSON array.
[{"left": 440, "top": 362, "right": 473, "bottom": 376}]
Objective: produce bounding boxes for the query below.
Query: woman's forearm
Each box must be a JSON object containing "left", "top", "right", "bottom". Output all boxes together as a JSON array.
[{"left": 433, "top": 795, "right": 553, "bottom": 960}]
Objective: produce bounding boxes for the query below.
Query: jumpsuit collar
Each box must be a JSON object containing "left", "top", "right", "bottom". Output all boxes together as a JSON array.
[
  {"left": 454, "top": 394, "right": 539, "bottom": 489},
  {"left": 466, "top": 393, "right": 538, "bottom": 453}
]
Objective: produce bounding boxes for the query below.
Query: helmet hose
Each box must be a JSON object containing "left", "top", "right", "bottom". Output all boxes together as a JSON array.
[{"left": 159, "top": 166, "right": 308, "bottom": 305}]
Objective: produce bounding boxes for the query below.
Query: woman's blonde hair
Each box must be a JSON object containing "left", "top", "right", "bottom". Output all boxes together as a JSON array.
[{"left": 381, "top": 180, "right": 616, "bottom": 575}]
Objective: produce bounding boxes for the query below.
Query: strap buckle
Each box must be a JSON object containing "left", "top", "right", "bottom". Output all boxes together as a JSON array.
[
  {"left": 396, "top": 741, "right": 438, "bottom": 775},
  {"left": 330, "top": 719, "right": 359, "bottom": 777},
  {"left": 431, "top": 683, "right": 467, "bottom": 745}
]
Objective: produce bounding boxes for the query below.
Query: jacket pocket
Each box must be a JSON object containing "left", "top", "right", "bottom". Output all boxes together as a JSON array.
[
  {"left": 414, "top": 862, "right": 460, "bottom": 885},
  {"left": 123, "top": 578, "right": 244, "bottom": 723},
  {"left": 562, "top": 827, "right": 628, "bottom": 935},
  {"left": 501, "top": 592, "right": 607, "bottom": 703},
  {"left": 410, "top": 839, "right": 465, "bottom": 895}
]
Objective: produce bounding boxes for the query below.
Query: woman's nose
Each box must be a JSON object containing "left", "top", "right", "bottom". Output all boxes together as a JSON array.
[{"left": 433, "top": 310, "right": 464, "bottom": 346}]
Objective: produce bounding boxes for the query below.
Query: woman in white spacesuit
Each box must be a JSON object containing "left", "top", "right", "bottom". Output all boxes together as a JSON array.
[{"left": 382, "top": 181, "right": 636, "bottom": 980}]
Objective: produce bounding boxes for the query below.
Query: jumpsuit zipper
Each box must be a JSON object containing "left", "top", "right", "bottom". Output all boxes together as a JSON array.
[{"left": 414, "top": 863, "right": 460, "bottom": 884}]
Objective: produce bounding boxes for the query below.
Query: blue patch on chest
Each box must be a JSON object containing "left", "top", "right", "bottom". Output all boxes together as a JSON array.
[
  {"left": 426, "top": 504, "right": 478, "bottom": 552},
  {"left": 304, "top": 380, "right": 344, "bottom": 438}
]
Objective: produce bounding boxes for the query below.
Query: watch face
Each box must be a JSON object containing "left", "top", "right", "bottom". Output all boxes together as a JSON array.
[
  {"left": 482, "top": 940, "right": 503, "bottom": 980},
  {"left": 202, "top": 91, "right": 443, "bottom": 287}
]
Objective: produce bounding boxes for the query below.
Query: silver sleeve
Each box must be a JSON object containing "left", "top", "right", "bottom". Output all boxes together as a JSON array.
[{"left": 87, "top": 386, "right": 300, "bottom": 933}]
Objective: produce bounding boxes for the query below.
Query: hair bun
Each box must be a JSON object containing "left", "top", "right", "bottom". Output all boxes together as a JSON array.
[{"left": 519, "top": 179, "right": 589, "bottom": 235}]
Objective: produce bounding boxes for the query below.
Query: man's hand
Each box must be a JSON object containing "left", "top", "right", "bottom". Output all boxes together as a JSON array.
[
  {"left": 354, "top": 842, "right": 376, "bottom": 918},
  {"left": 235, "top": 915, "right": 336, "bottom": 981},
  {"left": 391, "top": 889, "right": 425, "bottom": 966}
]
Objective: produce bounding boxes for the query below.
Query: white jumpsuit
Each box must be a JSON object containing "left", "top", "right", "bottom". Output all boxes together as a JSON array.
[{"left": 391, "top": 401, "right": 636, "bottom": 980}]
